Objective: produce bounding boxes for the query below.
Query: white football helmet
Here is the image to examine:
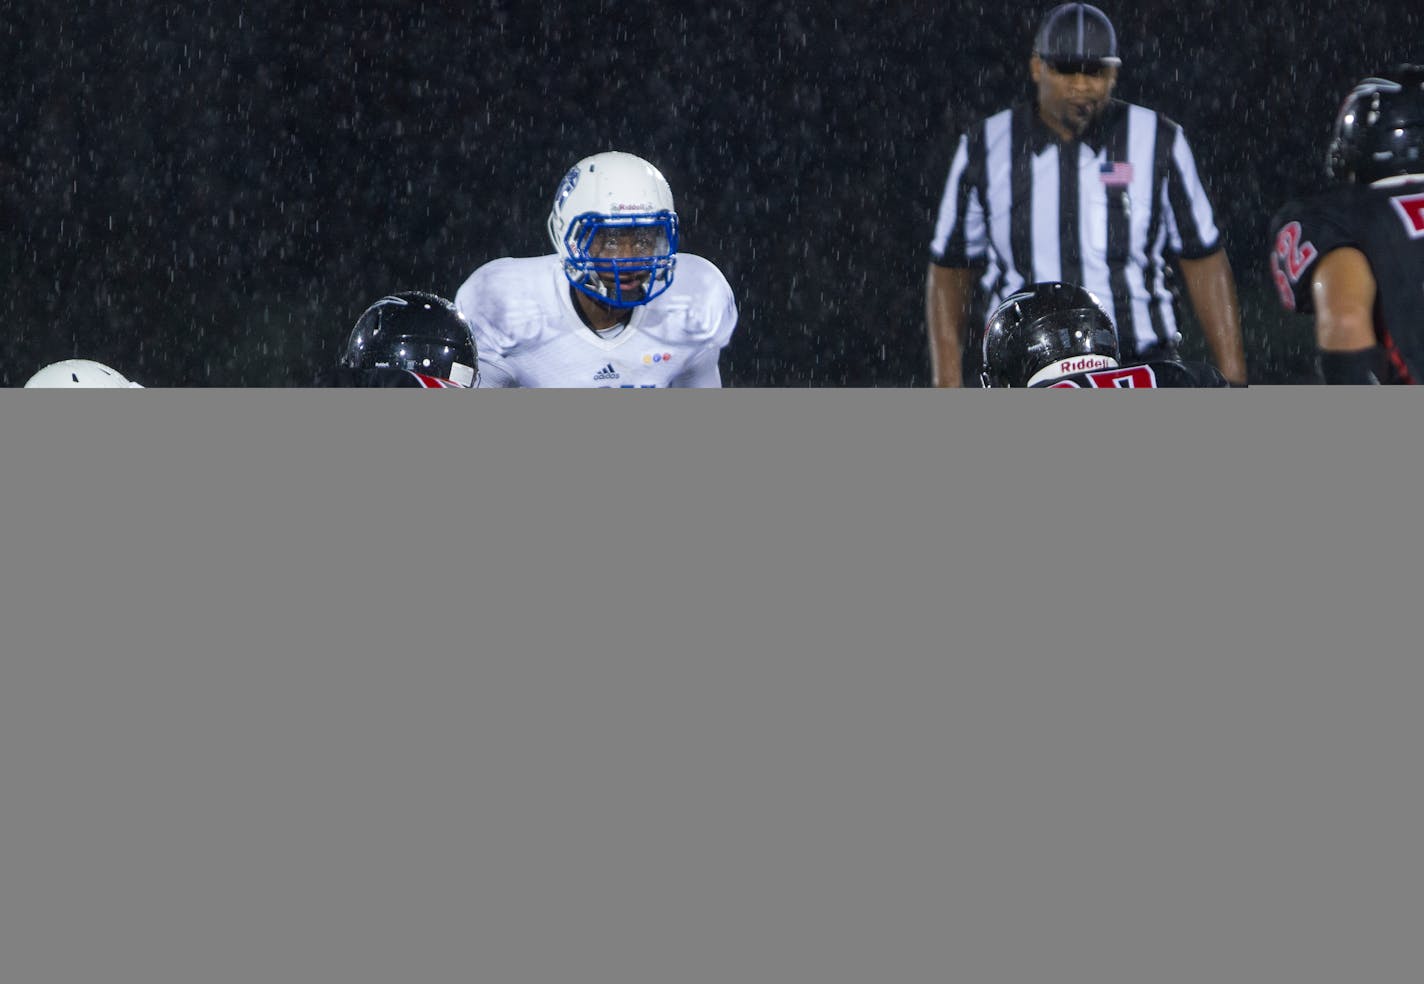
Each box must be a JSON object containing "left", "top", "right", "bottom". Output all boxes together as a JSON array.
[
  {"left": 546, "top": 151, "right": 679, "bottom": 308},
  {"left": 24, "top": 359, "right": 144, "bottom": 388}
]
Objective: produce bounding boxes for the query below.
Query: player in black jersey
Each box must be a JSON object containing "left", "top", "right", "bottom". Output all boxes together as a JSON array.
[
  {"left": 317, "top": 291, "right": 479, "bottom": 388},
  {"left": 979, "top": 281, "right": 1229, "bottom": 388},
  {"left": 1269, "top": 66, "right": 1424, "bottom": 384}
]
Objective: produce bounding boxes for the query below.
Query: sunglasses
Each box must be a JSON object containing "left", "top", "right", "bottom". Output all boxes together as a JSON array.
[{"left": 1046, "top": 60, "right": 1115, "bottom": 78}]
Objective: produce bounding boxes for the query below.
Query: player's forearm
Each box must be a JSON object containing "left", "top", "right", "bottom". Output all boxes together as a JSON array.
[
  {"left": 1200, "top": 317, "right": 1248, "bottom": 386},
  {"left": 929, "top": 330, "right": 962, "bottom": 388},
  {"left": 926, "top": 264, "right": 973, "bottom": 388},
  {"left": 1179, "top": 251, "right": 1247, "bottom": 384}
]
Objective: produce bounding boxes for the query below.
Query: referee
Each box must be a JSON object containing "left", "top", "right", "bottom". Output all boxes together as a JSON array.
[{"left": 926, "top": 3, "right": 1247, "bottom": 386}]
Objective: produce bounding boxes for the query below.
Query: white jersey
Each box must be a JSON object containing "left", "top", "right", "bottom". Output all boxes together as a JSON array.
[{"left": 454, "top": 253, "right": 737, "bottom": 388}]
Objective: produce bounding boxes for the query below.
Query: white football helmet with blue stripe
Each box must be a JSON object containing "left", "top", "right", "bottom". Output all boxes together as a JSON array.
[{"left": 546, "top": 151, "right": 679, "bottom": 309}]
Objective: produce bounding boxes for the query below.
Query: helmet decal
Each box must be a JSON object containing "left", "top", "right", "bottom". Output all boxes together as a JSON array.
[
  {"left": 1346, "top": 77, "right": 1404, "bottom": 101},
  {"left": 554, "top": 166, "right": 581, "bottom": 213}
]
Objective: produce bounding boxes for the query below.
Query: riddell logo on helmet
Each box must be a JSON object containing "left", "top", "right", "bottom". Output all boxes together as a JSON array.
[
  {"left": 1059, "top": 357, "right": 1113, "bottom": 374},
  {"left": 612, "top": 202, "right": 654, "bottom": 212}
]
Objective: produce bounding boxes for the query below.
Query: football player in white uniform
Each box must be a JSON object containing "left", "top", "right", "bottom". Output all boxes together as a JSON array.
[{"left": 454, "top": 151, "right": 737, "bottom": 388}]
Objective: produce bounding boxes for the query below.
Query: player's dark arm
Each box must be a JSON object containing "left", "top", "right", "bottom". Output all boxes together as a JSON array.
[
  {"left": 1177, "top": 249, "right": 1248, "bottom": 385},
  {"left": 1311, "top": 247, "right": 1381, "bottom": 384},
  {"left": 926, "top": 264, "right": 976, "bottom": 388}
]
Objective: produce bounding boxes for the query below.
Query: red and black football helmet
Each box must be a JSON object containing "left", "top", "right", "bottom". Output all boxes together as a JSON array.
[
  {"left": 341, "top": 291, "right": 478, "bottom": 387},
  {"left": 980, "top": 282, "right": 1121, "bottom": 388},
  {"left": 1326, "top": 65, "right": 1424, "bottom": 184}
]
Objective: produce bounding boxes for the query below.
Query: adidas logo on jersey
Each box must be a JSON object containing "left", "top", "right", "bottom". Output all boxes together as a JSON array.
[{"left": 593, "top": 363, "right": 620, "bottom": 381}]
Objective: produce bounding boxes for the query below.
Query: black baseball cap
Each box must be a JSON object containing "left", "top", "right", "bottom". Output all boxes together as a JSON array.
[{"left": 1034, "top": 3, "right": 1121, "bottom": 68}]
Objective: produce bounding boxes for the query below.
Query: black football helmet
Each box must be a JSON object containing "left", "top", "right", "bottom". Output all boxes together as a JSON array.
[
  {"left": 341, "top": 291, "right": 478, "bottom": 387},
  {"left": 980, "top": 282, "right": 1120, "bottom": 388},
  {"left": 1326, "top": 65, "right": 1424, "bottom": 184}
]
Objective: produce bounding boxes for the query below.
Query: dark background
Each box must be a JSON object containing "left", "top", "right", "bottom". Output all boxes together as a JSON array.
[{"left": 3, "top": 1, "right": 1419, "bottom": 387}]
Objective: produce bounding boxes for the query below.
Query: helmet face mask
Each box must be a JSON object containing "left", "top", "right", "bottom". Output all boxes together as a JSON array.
[
  {"left": 547, "top": 152, "right": 679, "bottom": 309},
  {"left": 341, "top": 292, "right": 478, "bottom": 387},
  {"left": 980, "top": 283, "right": 1121, "bottom": 387},
  {"left": 565, "top": 214, "right": 677, "bottom": 308},
  {"left": 1326, "top": 66, "right": 1424, "bottom": 184}
]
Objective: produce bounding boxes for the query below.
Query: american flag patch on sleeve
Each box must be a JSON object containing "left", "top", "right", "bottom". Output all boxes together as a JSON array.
[{"left": 1100, "top": 161, "right": 1134, "bottom": 186}]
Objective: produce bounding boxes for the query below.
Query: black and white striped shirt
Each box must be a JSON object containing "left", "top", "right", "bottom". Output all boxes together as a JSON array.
[{"left": 930, "top": 99, "right": 1222, "bottom": 359}]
